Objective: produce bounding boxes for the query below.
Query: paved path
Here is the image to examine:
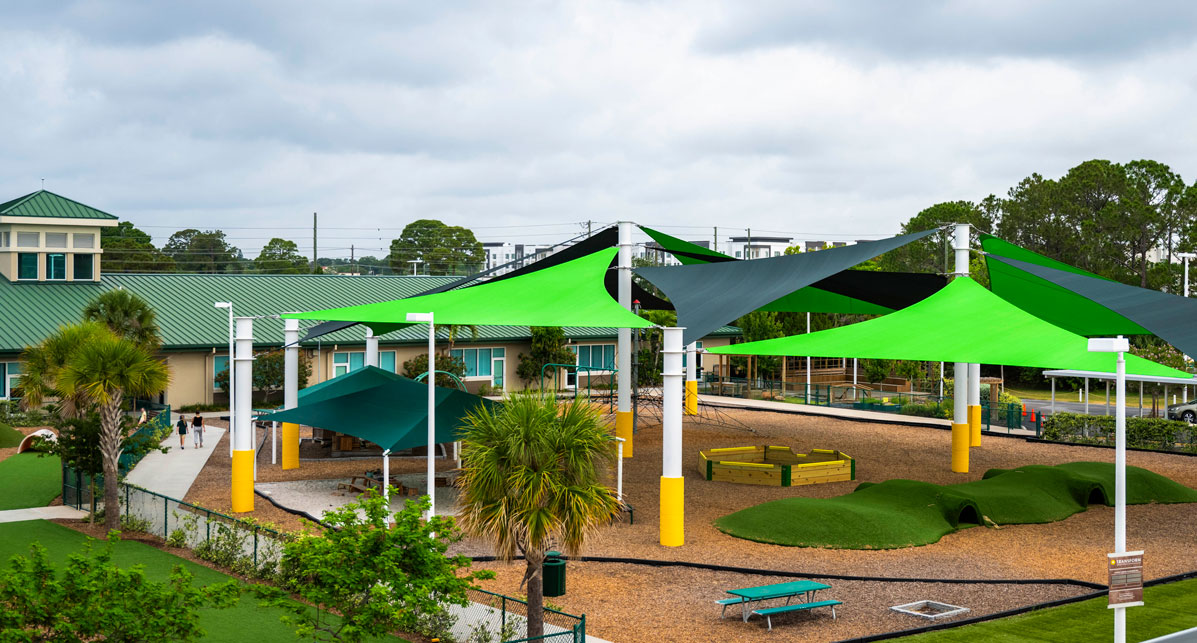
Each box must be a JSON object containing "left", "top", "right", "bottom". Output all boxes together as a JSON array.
[
  {"left": 124, "top": 425, "right": 226, "bottom": 499},
  {"left": 0, "top": 506, "right": 87, "bottom": 523}
]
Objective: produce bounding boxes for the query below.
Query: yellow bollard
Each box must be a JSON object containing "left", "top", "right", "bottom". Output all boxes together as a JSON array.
[
  {"left": 231, "top": 449, "right": 255, "bottom": 512},
  {"left": 615, "top": 410, "right": 633, "bottom": 457},
  {"left": 951, "top": 423, "right": 969, "bottom": 473},
  {"left": 684, "top": 380, "right": 698, "bottom": 416},
  {"left": 281, "top": 422, "right": 299, "bottom": 470},
  {"left": 659, "top": 476, "right": 684, "bottom": 546},
  {"left": 968, "top": 405, "right": 982, "bottom": 447}
]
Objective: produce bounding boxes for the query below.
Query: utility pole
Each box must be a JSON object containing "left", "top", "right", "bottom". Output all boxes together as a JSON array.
[
  {"left": 714, "top": 226, "right": 718, "bottom": 254},
  {"left": 746, "top": 228, "right": 752, "bottom": 260},
  {"left": 312, "top": 212, "right": 318, "bottom": 273},
  {"left": 350, "top": 244, "right": 355, "bottom": 275},
  {"left": 587, "top": 220, "right": 592, "bottom": 238}
]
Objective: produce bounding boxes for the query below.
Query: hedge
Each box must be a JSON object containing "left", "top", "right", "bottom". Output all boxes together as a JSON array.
[{"left": 1042, "top": 412, "right": 1197, "bottom": 454}]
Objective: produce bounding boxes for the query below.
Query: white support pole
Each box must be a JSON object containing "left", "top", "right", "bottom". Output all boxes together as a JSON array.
[
  {"left": 853, "top": 358, "right": 859, "bottom": 400},
  {"left": 614, "top": 437, "right": 625, "bottom": 501},
  {"left": 1139, "top": 381, "right": 1144, "bottom": 418},
  {"left": 364, "top": 327, "right": 379, "bottom": 368},
  {"left": 407, "top": 312, "right": 437, "bottom": 520},
  {"left": 232, "top": 316, "right": 255, "bottom": 512},
  {"left": 616, "top": 221, "right": 633, "bottom": 455},
  {"left": 1085, "top": 378, "right": 1089, "bottom": 415},
  {"left": 224, "top": 305, "right": 236, "bottom": 458},
  {"left": 282, "top": 317, "right": 299, "bottom": 470},
  {"left": 382, "top": 449, "right": 391, "bottom": 504},
  {"left": 271, "top": 421, "right": 277, "bottom": 465},
  {"left": 938, "top": 362, "right": 943, "bottom": 400},
  {"left": 1051, "top": 377, "right": 1055, "bottom": 416},
  {"left": 951, "top": 224, "right": 972, "bottom": 467},
  {"left": 684, "top": 341, "right": 698, "bottom": 415},
  {"left": 1106, "top": 380, "right": 1111, "bottom": 416},
  {"left": 805, "top": 313, "right": 812, "bottom": 398},
  {"left": 660, "top": 326, "right": 685, "bottom": 546}
]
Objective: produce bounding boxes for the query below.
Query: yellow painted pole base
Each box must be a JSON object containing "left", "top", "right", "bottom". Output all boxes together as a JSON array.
[
  {"left": 968, "top": 405, "right": 982, "bottom": 447},
  {"left": 684, "top": 380, "right": 698, "bottom": 416},
  {"left": 615, "top": 411, "right": 633, "bottom": 457},
  {"left": 951, "top": 423, "right": 969, "bottom": 473},
  {"left": 231, "top": 450, "right": 255, "bottom": 513},
  {"left": 660, "top": 476, "right": 684, "bottom": 547},
  {"left": 281, "top": 422, "right": 299, "bottom": 470}
]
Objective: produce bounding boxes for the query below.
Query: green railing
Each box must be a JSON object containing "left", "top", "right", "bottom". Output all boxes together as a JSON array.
[
  {"left": 63, "top": 404, "right": 170, "bottom": 514},
  {"left": 463, "top": 587, "right": 586, "bottom": 642},
  {"left": 539, "top": 363, "right": 616, "bottom": 408}
]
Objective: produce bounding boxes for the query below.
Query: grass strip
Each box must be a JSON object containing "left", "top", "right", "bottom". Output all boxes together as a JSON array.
[
  {"left": 715, "top": 462, "right": 1197, "bottom": 549},
  {"left": 0, "top": 453, "right": 61, "bottom": 510},
  {"left": 0, "top": 422, "right": 23, "bottom": 448},
  {"left": 0, "top": 520, "right": 409, "bottom": 642}
]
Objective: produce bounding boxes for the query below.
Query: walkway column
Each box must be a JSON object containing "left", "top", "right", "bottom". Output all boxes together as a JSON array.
[
  {"left": 232, "top": 317, "right": 255, "bottom": 512},
  {"left": 968, "top": 362, "right": 981, "bottom": 446},
  {"left": 364, "top": 327, "right": 379, "bottom": 367},
  {"left": 616, "top": 221, "right": 634, "bottom": 456},
  {"left": 661, "top": 326, "right": 685, "bottom": 546},
  {"left": 952, "top": 224, "right": 970, "bottom": 473},
  {"left": 282, "top": 318, "right": 300, "bottom": 470},
  {"left": 684, "top": 342, "right": 698, "bottom": 415}
]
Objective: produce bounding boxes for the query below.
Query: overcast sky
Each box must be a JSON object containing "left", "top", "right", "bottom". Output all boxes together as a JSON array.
[{"left": 3, "top": 1, "right": 1197, "bottom": 259}]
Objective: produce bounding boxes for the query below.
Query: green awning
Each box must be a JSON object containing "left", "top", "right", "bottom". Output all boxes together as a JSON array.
[
  {"left": 256, "top": 366, "right": 495, "bottom": 452},
  {"left": 706, "top": 277, "right": 1190, "bottom": 378},
  {"left": 284, "top": 248, "right": 652, "bottom": 330},
  {"left": 981, "top": 234, "right": 1147, "bottom": 336}
]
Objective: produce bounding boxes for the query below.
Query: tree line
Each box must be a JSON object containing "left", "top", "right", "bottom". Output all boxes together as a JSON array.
[{"left": 100, "top": 219, "right": 487, "bottom": 276}]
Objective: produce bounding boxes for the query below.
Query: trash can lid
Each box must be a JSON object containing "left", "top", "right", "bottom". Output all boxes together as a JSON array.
[{"left": 546, "top": 550, "right": 561, "bottom": 559}]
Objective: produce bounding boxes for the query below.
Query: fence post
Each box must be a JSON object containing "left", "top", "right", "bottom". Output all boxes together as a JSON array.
[
  {"left": 501, "top": 595, "right": 507, "bottom": 634},
  {"left": 206, "top": 509, "right": 211, "bottom": 543},
  {"left": 254, "top": 526, "right": 260, "bottom": 567}
]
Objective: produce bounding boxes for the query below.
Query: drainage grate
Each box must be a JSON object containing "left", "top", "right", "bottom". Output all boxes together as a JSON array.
[{"left": 890, "top": 600, "right": 970, "bottom": 620}]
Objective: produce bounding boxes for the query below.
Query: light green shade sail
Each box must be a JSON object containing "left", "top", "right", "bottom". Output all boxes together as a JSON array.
[
  {"left": 639, "top": 225, "right": 733, "bottom": 265},
  {"left": 981, "top": 234, "right": 1148, "bottom": 336},
  {"left": 284, "top": 248, "right": 651, "bottom": 330},
  {"left": 257, "top": 366, "right": 495, "bottom": 452},
  {"left": 639, "top": 225, "right": 893, "bottom": 314},
  {"left": 707, "top": 277, "right": 1190, "bottom": 378}
]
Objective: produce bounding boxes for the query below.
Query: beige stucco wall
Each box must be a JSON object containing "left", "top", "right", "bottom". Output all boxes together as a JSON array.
[
  {"left": 163, "top": 351, "right": 216, "bottom": 407},
  {"left": 0, "top": 223, "right": 104, "bottom": 282}
]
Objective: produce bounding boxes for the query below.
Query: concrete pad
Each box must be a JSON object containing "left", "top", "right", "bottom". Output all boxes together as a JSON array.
[
  {"left": 0, "top": 506, "right": 87, "bottom": 523},
  {"left": 124, "top": 427, "right": 226, "bottom": 499}
]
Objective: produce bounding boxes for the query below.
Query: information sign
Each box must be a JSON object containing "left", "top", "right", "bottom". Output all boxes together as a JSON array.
[{"left": 1108, "top": 551, "right": 1144, "bottom": 609}]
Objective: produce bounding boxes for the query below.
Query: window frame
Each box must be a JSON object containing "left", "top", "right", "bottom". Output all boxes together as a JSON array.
[
  {"left": 73, "top": 254, "right": 94, "bottom": 280},
  {"left": 16, "top": 253, "right": 38, "bottom": 280},
  {"left": 45, "top": 253, "right": 67, "bottom": 280}
]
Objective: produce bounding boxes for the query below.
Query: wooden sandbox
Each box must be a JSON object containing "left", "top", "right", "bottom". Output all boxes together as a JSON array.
[{"left": 698, "top": 446, "right": 855, "bottom": 487}]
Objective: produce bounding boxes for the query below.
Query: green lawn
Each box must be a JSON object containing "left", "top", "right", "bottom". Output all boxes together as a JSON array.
[
  {"left": 0, "top": 453, "right": 62, "bottom": 510},
  {"left": 0, "top": 422, "right": 23, "bottom": 448},
  {"left": 715, "top": 462, "right": 1197, "bottom": 549},
  {"left": 0, "top": 520, "right": 410, "bottom": 642},
  {"left": 897, "top": 577, "right": 1197, "bottom": 642},
  {"left": 1006, "top": 386, "right": 1151, "bottom": 407}
]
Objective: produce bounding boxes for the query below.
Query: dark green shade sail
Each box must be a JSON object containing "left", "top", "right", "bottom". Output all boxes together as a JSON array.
[
  {"left": 990, "top": 254, "right": 1197, "bottom": 361},
  {"left": 639, "top": 225, "right": 734, "bottom": 265},
  {"left": 981, "top": 234, "right": 1147, "bottom": 336},
  {"left": 284, "top": 248, "right": 652, "bottom": 330},
  {"left": 707, "top": 277, "right": 1190, "bottom": 378},
  {"left": 635, "top": 229, "right": 939, "bottom": 344},
  {"left": 256, "top": 366, "right": 495, "bottom": 452}
]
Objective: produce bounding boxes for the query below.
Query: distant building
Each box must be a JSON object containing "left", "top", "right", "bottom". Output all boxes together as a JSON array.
[{"left": 725, "top": 236, "right": 793, "bottom": 259}]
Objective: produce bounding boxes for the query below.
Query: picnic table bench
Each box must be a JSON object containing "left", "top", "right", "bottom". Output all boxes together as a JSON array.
[{"left": 716, "top": 580, "right": 838, "bottom": 629}]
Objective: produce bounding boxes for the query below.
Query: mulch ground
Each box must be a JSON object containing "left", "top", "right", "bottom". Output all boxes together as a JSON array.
[{"left": 186, "top": 406, "right": 1197, "bottom": 642}]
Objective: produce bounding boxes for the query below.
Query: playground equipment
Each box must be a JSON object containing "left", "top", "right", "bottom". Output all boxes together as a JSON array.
[{"left": 698, "top": 446, "right": 855, "bottom": 487}]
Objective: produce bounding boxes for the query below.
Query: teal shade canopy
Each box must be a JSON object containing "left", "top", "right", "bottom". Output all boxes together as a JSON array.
[
  {"left": 284, "top": 248, "right": 652, "bottom": 331},
  {"left": 707, "top": 277, "right": 1190, "bottom": 378},
  {"left": 257, "top": 366, "right": 495, "bottom": 452}
]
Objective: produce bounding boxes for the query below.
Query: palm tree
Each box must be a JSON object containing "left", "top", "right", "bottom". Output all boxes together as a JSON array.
[
  {"left": 82, "top": 289, "right": 162, "bottom": 349},
  {"left": 457, "top": 394, "right": 620, "bottom": 637},
  {"left": 19, "top": 322, "right": 112, "bottom": 419},
  {"left": 57, "top": 332, "right": 170, "bottom": 531}
]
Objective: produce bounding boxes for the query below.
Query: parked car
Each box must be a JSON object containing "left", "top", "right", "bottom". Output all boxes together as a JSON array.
[{"left": 1166, "top": 401, "right": 1197, "bottom": 423}]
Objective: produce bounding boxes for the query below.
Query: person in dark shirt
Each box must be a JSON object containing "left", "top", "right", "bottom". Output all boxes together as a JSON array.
[{"left": 176, "top": 414, "right": 187, "bottom": 450}]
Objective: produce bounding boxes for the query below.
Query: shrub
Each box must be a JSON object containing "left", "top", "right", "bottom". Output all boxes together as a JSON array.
[
  {"left": 1042, "top": 412, "right": 1195, "bottom": 453},
  {"left": 176, "top": 403, "right": 225, "bottom": 413}
]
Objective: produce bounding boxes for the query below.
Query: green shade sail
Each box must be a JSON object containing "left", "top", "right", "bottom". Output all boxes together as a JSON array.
[
  {"left": 639, "top": 225, "right": 734, "bottom": 265},
  {"left": 707, "top": 277, "right": 1190, "bottom": 378},
  {"left": 981, "top": 234, "right": 1147, "bottom": 336},
  {"left": 257, "top": 366, "right": 495, "bottom": 452},
  {"left": 284, "top": 248, "right": 652, "bottom": 330}
]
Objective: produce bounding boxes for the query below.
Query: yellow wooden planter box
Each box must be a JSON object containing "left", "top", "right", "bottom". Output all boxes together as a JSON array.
[{"left": 697, "top": 446, "right": 854, "bottom": 487}]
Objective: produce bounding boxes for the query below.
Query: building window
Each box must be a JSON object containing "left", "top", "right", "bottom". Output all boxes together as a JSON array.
[
  {"left": 450, "top": 347, "right": 505, "bottom": 382},
  {"left": 2, "top": 362, "right": 21, "bottom": 399},
  {"left": 333, "top": 350, "right": 396, "bottom": 378},
  {"left": 1, "top": 232, "right": 8, "bottom": 247},
  {"left": 73, "top": 254, "right": 94, "bottom": 280},
  {"left": 735, "top": 250, "right": 742, "bottom": 258},
  {"left": 214, "top": 355, "right": 229, "bottom": 391},
  {"left": 45, "top": 232, "right": 68, "bottom": 248},
  {"left": 46, "top": 253, "right": 66, "bottom": 280},
  {"left": 17, "top": 254, "right": 38, "bottom": 280},
  {"left": 569, "top": 344, "right": 615, "bottom": 371},
  {"left": 73, "top": 233, "right": 95, "bottom": 249},
  {"left": 16, "top": 232, "right": 38, "bottom": 248}
]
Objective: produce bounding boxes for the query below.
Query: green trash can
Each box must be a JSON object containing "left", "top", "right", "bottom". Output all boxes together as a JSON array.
[{"left": 543, "top": 550, "right": 566, "bottom": 597}]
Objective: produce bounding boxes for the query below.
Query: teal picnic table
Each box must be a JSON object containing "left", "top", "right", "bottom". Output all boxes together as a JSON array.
[{"left": 720, "top": 580, "right": 832, "bottom": 623}]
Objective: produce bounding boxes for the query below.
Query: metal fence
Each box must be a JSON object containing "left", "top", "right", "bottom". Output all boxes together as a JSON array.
[
  {"left": 62, "top": 405, "right": 172, "bottom": 513},
  {"left": 448, "top": 588, "right": 585, "bottom": 643}
]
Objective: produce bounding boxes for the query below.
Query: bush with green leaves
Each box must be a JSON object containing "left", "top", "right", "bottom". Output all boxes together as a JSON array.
[
  {"left": 258, "top": 491, "right": 488, "bottom": 643},
  {"left": 0, "top": 532, "right": 240, "bottom": 642},
  {"left": 1043, "top": 412, "right": 1196, "bottom": 453},
  {"left": 402, "top": 352, "right": 468, "bottom": 388}
]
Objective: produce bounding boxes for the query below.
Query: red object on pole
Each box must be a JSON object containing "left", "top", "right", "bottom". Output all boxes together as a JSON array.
[{"left": 1029, "top": 410, "right": 1037, "bottom": 422}]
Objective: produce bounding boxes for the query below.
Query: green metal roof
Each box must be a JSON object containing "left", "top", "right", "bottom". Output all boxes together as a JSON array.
[
  {"left": 0, "top": 190, "right": 119, "bottom": 220},
  {"left": 0, "top": 272, "right": 738, "bottom": 354}
]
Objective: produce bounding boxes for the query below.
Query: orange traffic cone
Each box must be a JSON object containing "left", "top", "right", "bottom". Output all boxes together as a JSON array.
[
  {"left": 1021, "top": 403, "right": 1027, "bottom": 417},
  {"left": 1029, "top": 410, "right": 1037, "bottom": 422}
]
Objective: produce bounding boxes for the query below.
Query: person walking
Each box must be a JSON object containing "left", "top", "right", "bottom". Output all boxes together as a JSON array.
[
  {"left": 191, "top": 413, "right": 205, "bottom": 449},
  {"left": 176, "top": 413, "right": 187, "bottom": 449}
]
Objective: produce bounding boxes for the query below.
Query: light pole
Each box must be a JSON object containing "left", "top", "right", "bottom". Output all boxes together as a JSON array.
[
  {"left": 406, "top": 312, "right": 436, "bottom": 520},
  {"left": 1088, "top": 335, "right": 1135, "bottom": 643},
  {"left": 408, "top": 259, "right": 423, "bottom": 276},
  {"left": 1179, "top": 253, "right": 1196, "bottom": 298},
  {"left": 214, "top": 302, "right": 235, "bottom": 457}
]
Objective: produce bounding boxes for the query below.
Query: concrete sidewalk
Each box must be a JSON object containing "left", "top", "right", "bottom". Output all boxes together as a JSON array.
[
  {"left": 124, "top": 425, "right": 226, "bottom": 499},
  {"left": 0, "top": 506, "right": 87, "bottom": 523}
]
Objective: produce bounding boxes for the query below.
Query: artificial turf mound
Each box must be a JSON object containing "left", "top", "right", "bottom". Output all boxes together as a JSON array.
[{"left": 714, "top": 462, "right": 1197, "bottom": 549}]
